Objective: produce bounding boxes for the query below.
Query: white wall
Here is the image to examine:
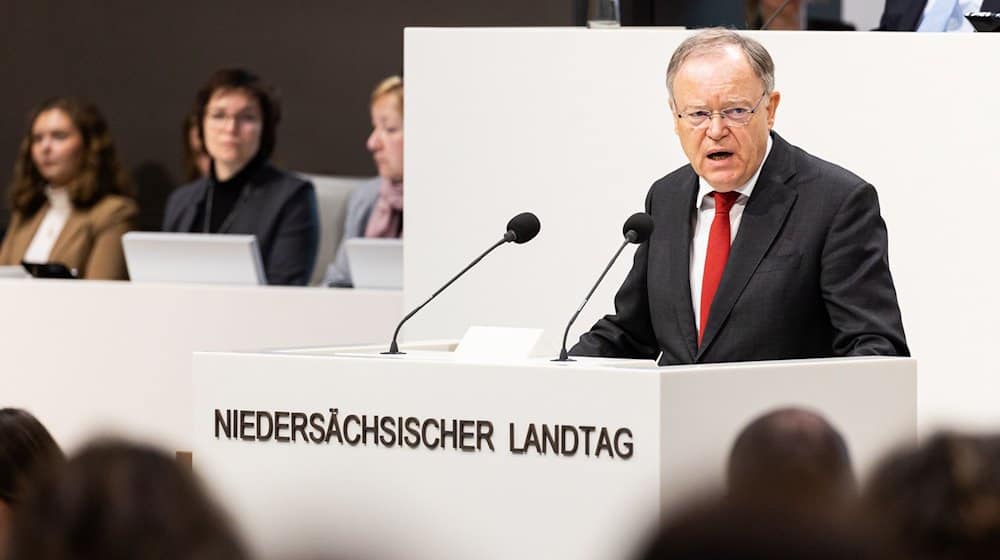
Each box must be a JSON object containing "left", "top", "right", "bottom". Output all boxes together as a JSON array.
[{"left": 404, "top": 28, "right": 1000, "bottom": 434}]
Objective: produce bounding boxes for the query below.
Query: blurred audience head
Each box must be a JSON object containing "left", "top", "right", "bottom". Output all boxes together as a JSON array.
[
  {"left": 864, "top": 432, "right": 1000, "bottom": 560},
  {"left": 633, "top": 497, "right": 873, "bottom": 560},
  {"left": 727, "top": 406, "right": 856, "bottom": 515},
  {"left": 366, "top": 76, "right": 403, "bottom": 183},
  {"left": 0, "top": 408, "right": 62, "bottom": 545},
  {"left": 183, "top": 110, "right": 211, "bottom": 182},
  {"left": 10, "top": 97, "right": 133, "bottom": 216},
  {"left": 195, "top": 68, "right": 280, "bottom": 178},
  {"left": 8, "top": 438, "right": 247, "bottom": 560}
]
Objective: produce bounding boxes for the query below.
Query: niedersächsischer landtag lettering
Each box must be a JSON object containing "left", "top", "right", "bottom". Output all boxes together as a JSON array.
[
  {"left": 214, "top": 408, "right": 634, "bottom": 460},
  {"left": 215, "top": 408, "right": 494, "bottom": 451},
  {"left": 508, "top": 422, "right": 633, "bottom": 459}
]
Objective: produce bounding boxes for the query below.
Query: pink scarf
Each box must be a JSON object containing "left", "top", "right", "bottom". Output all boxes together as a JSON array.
[{"left": 364, "top": 178, "right": 403, "bottom": 238}]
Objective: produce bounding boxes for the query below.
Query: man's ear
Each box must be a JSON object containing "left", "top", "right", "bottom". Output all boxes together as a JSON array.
[{"left": 766, "top": 90, "right": 781, "bottom": 129}]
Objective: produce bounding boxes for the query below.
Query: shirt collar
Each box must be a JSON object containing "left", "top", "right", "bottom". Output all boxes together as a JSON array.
[
  {"left": 695, "top": 135, "right": 773, "bottom": 209},
  {"left": 44, "top": 185, "right": 72, "bottom": 211}
]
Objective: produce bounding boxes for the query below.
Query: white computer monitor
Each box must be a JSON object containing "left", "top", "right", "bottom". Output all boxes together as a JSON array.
[
  {"left": 345, "top": 238, "right": 402, "bottom": 290},
  {"left": 123, "top": 232, "right": 267, "bottom": 286}
]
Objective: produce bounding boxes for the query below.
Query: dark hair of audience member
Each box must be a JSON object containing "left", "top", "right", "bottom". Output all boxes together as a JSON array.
[
  {"left": 193, "top": 67, "right": 281, "bottom": 162},
  {"left": 8, "top": 439, "right": 248, "bottom": 560},
  {"left": 633, "top": 497, "right": 874, "bottom": 560},
  {"left": 0, "top": 408, "right": 63, "bottom": 505},
  {"left": 182, "top": 110, "right": 211, "bottom": 182},
  {"left": 727, "top": 406, "right": 856, "bottom": 516},
  {"left": 9, "top": 97, "right": 133, "bottom": 217},
  {"left": 864, "top": 432, "right": 1000, "bottom": 560}
]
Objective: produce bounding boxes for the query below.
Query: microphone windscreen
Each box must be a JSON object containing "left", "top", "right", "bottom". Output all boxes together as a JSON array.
[
  {"left": 623, "top": 213, "right": 654, "bottom": 243},
  {"left": 506, "top": 212, "right": 541, "bottom": 244}
]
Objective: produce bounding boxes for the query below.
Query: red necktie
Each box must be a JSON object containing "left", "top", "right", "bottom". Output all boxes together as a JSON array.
[{"left": 699, "top": 191, "right": 741, "bottom": 345}]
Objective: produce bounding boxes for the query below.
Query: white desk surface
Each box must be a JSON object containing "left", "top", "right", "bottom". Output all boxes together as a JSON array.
[{"left": 0, "top": 278, "right": 402, "bottom": 452}]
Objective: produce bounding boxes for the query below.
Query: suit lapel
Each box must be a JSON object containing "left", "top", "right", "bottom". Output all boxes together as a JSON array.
[
  {"left": 7, "top": 206, "right": 47, "bottom": 262},
  {"left": 902, "top": 0, "right": 929, "bottom": 30},
  {"left": 696, "top": 133, "right": 799, "bottom": 360},
  {"left": 49, "top": 209, "right": 85, "bottom": 263},
  {"left": 179, "top": 182, "right": 208, "bottom": 232},
  {"left": 665, "top": 171, "right": 699, "bottom": 362}
]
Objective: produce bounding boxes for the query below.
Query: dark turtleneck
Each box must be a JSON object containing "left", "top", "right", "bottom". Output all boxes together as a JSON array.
[{"left": 197, "top": 154, "right": 265, "bottom": 233}]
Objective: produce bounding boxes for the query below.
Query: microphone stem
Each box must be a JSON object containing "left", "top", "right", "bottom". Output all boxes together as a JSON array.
[
  {"left": 558, "top": 238, "right": 630, "bottom": 361},
  {"left": 387, "top": 237, "right": 507, "bottom": 354},
  {"left": 760, "top": 0, "right": 795, "bottom": 29}
]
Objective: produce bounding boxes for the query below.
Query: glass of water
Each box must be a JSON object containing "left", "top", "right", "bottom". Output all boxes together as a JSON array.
[{"left": 587, "top": 0, "right": 621, "bottom": 28}]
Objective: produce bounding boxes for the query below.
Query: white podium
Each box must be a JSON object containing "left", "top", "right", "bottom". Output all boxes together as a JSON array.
[{"left": 192, "top": 346, "right": 915, "bottom": 560}]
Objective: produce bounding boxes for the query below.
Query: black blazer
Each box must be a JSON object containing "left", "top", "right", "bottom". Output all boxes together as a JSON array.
[
  {"left": 571, "top": 132, "right": 908, "bottom": 365},
  {"left": 877, "top": 0, "right": 927, "bottom": 31},
  {"left": 162, "top": 163, "right": 319, "bottom": 286}
]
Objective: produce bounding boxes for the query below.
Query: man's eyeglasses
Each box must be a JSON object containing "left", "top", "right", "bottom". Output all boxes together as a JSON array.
[{"left": 676, "top": 92, "right": 767, "bottom": 128}]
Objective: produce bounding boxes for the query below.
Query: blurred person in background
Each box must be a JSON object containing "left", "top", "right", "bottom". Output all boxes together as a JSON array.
[
  {"left": 182, "top": 111, "right": 211, "bottom": 182},
  {"left": 632, "top": 497, "right": 874, "bottom": 560},
  {"left": 7, "top": 439, "right": 247, "bottom": 560},
  {"left": 0, "top": 408, "right": 63, "bottom": 548},
  {"left": 747, "top": 0, "right": 809, "bottom": 29},
  {"left": 0, "top": 98, "right": 137, "bottom": 279},
  {"left": 324, "top": 76, "right": 403, "bottom": 288},
  {"left": 878, "top": 0, "right": 1000, "bottom": 31},
  {"left": 163, "top": 68, "right": 319, "bottom": 286},
  {"left": 864, "top": 433, "right": 1000, "bottom": 560},
  {"left": 727, "top": 406, "right": 857, "bottom": 518},
  {"left": 746, "top": 0, "right": 856, "bottom": 30}
]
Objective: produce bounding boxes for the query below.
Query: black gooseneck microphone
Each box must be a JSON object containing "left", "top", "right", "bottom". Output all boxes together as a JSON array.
[
  {"left": 553, "top": 212, "right": 654, "bottom": 362},
  {"left": 384, "top": 212, "right": 541, "bottom": 355}
]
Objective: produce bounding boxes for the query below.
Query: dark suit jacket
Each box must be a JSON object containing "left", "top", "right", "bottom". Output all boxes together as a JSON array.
[
  {"left": 877, "top": 0, "right": 927, "bottom": 31},
  {"left": 162, "top": 163, "right": 319, "bottom": 286},
  {"left": 571, "top": 132, "right": 908, "bottom": 365}
]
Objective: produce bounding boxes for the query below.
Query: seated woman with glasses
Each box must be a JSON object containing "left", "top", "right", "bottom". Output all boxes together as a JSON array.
[
  {"left": 163, "top": 68, "right": 319, "bottom": 286},
  {"left": 0, "top": 98, "right": 137, "bottom": 279},
  {"left": 324, "top": 76, "right": 404, "bottom": 287}
]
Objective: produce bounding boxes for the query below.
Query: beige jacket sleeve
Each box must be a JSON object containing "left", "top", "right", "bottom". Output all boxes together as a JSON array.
[{"left": 82, "top": 196, "right": 139, "bottom": 280}]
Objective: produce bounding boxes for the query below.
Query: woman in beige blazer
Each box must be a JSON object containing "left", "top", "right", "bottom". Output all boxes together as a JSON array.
[{"left": 0, "top": 98, "right": 137, "bottom": 280}]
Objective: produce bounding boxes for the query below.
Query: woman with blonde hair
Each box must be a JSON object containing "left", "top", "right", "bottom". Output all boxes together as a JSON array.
[
  {"left": 325, "top": 75, "right": 404, "bottom": 287},
  {"left": 0, "top": 97, "right": 137, "bottom": 279}
]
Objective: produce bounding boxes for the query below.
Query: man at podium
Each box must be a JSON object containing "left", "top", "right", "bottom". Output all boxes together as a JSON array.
[{"left": 571, "top": 29, "right": 908, "bottom": 366}]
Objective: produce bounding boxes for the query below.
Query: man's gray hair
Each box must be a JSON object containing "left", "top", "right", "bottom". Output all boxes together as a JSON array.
[{"left": 666, "top": 28, "right": 775, "bottom": 101}]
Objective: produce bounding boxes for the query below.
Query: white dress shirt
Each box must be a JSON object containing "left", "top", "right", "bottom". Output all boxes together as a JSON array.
[
  {"left": 23, "top": 186, "right": 72, "bottom": 264},
  {"left": 690, "top": 137, "right": 773, "bottom": 332},
  {"left": 917, "top": 0, "right": 982, "bottom": 31}
]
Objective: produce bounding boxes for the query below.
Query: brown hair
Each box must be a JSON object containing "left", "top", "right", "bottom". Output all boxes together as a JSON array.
[
  {"left": 0, "top": 408, "right": 63, "bottom": 505},
  {"left": 195, "top": 68, "right": 281, "bottom": 162},
  {"left": 371, "top": 75, "right": 403, "bottom": 116},
  {"left": 864, "top": 433, "right": 1000, "bottom": 560},
  {"left": 9, "top": 439, "right": 248, "bottom": 560},
  {"left": 9, "top": 97, "right": 133, "bottom": 217},
  {"left": 182, "top": 110, "right": 208, "bottom": 182},
  {"left": 728, "top": 407, "right": 856, "bottom": 516}
]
